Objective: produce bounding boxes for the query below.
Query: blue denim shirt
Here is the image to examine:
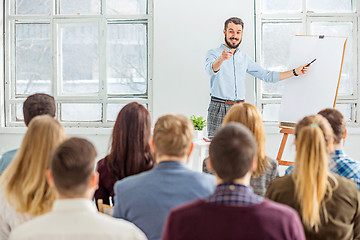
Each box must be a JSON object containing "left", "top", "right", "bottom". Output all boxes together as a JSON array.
[{"left": 205, "top": 45, "right": 280, "bottom": 100}]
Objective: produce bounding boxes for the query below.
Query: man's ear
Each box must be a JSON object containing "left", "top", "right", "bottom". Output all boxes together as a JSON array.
[
  {"left": 223, "top": 29, "right": 226, "bottom": 36},
  {"left": 343, "top": 128, "right": 347, "bottom": 140},
  {"left": 150, "top": 139, "right": 156, "bottom": 153},
  {"left": 46, "top": 170, "right": 55, "bottom": 188},
  {"left": 89, "top": 172, "right": 99, "bottom": 191},
  {"left": 206, "top": 157, "right": 213, "bottom": 171},
  {"left": 251, "top": 156, "right": 258, "bottom": 172},
  {"left": 187, "top": 142, "right": 194, "bottom": 157}
]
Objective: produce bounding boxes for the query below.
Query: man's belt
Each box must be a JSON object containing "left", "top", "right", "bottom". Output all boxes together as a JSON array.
[{"left": 211, "top": 97, "right": 245, "bottom": 105}]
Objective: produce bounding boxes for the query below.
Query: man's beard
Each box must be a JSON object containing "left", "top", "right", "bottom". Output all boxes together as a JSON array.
[{"left": 225, "top": 36, "right": 242, "bottom": 49}]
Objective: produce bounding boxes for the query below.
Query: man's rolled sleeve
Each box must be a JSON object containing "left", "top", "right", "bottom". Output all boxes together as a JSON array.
[
  {"left": 246, "top": 55, "right": 280, "bottom": 83},
  {"left": 205, "top": 50, "right": 220, "bottom": 76}
]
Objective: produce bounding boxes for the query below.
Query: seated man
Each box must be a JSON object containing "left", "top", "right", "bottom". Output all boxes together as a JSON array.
[
  {"left": 163, "top": 123, "right": 305, "bottom": 240},
  {"left": 113, "top": 114, "right": 216, "bottom": 240},
  {"left": 9, "top": 138, "right": 147, "bottom": 240},
  {"left": 0, "top": 93, "right": 56, "bottom": 175},
  {"left": 285, "top": 108, "right": 360, "bottom": 190}
]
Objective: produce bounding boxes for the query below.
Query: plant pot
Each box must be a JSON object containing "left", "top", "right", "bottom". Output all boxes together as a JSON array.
[{"left": 193, "top": 130, "right": 203, "bottom": 141}]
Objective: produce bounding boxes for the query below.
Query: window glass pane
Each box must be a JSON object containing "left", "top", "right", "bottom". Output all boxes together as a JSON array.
[
  {"left": 61, "top": 103, "right": 102, "bottom": 121},
  {"left": 16, "top": 24, "right": 51, "bottom": 95},
  {"left": 107, "top": 103, "right": 126, "bottom": 121},
  {"left": 107, "top": 24, "right": 147, "bottom": 94},
  {"left": 107, "top": 103, "right": 147, "bottom": 121},
  {"left": 260, "top": 0, "right": 301, "bottom": 13},
  {"left": 261, "top": 22, "right": 302, "bottom": 95},
  {"left": 335, "top": 104, "right": 354, "bottom": 122},
  {"left": 60, "top": 0, "right": 101, "bottom": 15},
  {"left": 16, "top": 103, "right": 24, "bottom": 121},
  {"left": 60, "top": 24, "right": 99, "bottom": 94},
  {"left": 308, "top": 0, "right": 354, "bottom": 13},
  {"left": 107, "top": 0, "right": 147, "bottom": 15},
  {"left": 14, "top": 0, "right": 51, "bottom": 15},
  {"left": 262, "top": 104, "right": 280, "bottom": 122},
  {"left": 310, "top": 22, "right": 353, "bottom": 96}
]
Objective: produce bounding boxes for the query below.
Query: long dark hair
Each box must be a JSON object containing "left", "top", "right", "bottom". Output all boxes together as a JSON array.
[{"left": 106, "top": 102, "right": 154, "bottom": 180}]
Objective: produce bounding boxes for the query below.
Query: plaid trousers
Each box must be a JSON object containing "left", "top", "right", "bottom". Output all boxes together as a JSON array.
[{"left": 207, "top": 100, "right": 232, "bottom": 138}]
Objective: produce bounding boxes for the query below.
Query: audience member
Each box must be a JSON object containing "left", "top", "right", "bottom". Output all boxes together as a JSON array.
[
  {"left": 221, "top": 103, "right": 278, "bottom": 196},
  {"left": 163, "top": 123, "right": 305, "bottom": 240},
  {"left": 113, "top": 114, "right": 216, "bottom": 240},
  {"left": 0, "top": 93, "right": 56, "bottom": 175},
  {"left": 266, "top": 115, "right": 360, "bottom": 239},
  {"left": 0, "top": 116, "right": 66, "bottom": 239},
  {"left": 285, "top": 108, "right": 360, "bottom": 190},
  {"left": 94, "top": 102, "right": 154, "bottom": 206},
  {"left": 9, "top": 138, "right": 147, "bottom": 240}
]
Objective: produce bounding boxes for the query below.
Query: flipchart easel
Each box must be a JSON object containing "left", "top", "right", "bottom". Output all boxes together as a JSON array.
[{"left": 276, "top": 35, "right": 347, "bottom": 166}]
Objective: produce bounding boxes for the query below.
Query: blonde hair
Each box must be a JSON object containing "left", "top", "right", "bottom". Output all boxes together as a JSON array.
[
  {"left": 293, "top": 114, "right": 336, "bottom": 230},
  {"left": 223, "top": 103, "right": 267, "bottom": 177},
  {"left": 153, "top": 114, "right": 193, "bottom": 157},
  {"left": 0, "top": 115, "right": 66, "bottom": 216}
]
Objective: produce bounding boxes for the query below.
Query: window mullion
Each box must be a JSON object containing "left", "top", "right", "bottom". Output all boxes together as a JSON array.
[{"left": 99, "top": 15, "right": 107, "bottom": 122}]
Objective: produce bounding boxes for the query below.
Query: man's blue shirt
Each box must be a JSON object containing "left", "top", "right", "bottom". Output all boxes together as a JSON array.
[
  {"left": 205, "top": 44, "right": 280, "bottom": 100},
  {"left": 285, "top": 149, "right": 360, "bottom": 190}
]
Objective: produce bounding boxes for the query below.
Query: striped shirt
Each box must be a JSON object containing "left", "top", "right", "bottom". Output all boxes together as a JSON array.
[{"left": 205, "top": 183, "right": 263, "bottom": 206}]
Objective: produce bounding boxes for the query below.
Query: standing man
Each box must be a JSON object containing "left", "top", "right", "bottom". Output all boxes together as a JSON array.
[{"left": 205, "top": 17, "right": 309, "bottom": 137}]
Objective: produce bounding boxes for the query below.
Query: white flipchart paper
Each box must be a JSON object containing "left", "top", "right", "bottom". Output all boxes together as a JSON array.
[{"left": 279, "top": 36, "right": 347, "bottom": 124}]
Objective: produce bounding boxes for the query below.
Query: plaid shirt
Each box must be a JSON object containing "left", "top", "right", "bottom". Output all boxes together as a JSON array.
[
  {"left": 205, "top": 183, "right": 263, "bottom": 206},
  {"left": 285, "top": 149, "right": 360, "bottom": 190},
  {"left": 330, "top": 150, "right": 360, "bottom": 190}
]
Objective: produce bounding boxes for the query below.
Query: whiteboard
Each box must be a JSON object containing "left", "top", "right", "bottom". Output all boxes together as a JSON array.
[{"left": 279, "top": 36, "right": 347, "bottom": 124}]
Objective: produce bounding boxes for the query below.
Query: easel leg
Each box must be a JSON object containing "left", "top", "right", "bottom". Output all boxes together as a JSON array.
[{"left": 276, "top": 133, "right": 288, "bottom": 162}]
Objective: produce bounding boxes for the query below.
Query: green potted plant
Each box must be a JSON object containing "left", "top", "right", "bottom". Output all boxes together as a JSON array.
[{"left": 190, "top": 115, "right": 207, "bottom": 140}]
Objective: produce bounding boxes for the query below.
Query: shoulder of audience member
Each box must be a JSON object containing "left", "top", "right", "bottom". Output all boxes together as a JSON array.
[
  {"left": 333, "top": 173, "right": 359, "bottom": 196},
  {"left": 265, "top": 175, "right": 293, "bottom": 196}
]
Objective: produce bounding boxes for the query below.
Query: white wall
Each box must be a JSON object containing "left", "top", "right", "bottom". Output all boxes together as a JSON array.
[{"left": 1, "top": 0, "right": 360, "bottom": 165}]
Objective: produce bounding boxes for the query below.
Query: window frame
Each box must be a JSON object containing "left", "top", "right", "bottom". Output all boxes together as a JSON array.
[
  {"left": 3, "top": 0, "right": 154, "bottom": 128},
  {"left": 255, "top": 0, "right": 359, "bottom": 126}
]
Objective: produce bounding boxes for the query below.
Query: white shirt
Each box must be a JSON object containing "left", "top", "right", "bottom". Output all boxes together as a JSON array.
[
  {"left": 8, "top": 199, "right": 147, "bottom": 240},
  {"left": 0, "top": 184, "right": 33, "bottom": 240}
]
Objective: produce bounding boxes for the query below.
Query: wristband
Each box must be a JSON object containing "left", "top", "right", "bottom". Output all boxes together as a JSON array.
[{"left": 293, "top": 69, "right": 298, "bottom": 76}]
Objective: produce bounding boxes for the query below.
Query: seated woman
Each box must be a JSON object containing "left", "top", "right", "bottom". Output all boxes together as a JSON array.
[
  {"left": 222, "top": 103, "right": 278, "bottom": 196},
  {"left": 0, "top": 116, "right": 67, "bottom": 239},
  {"left": 94, "top": 102, "right": 154, "bottom": 205},
  {"left": 266, "top": 115, "right": 360, "bottom": 239}
]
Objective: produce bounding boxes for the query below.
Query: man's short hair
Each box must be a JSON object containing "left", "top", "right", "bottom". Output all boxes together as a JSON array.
[
  {"left": 209, "top": 123, "right": 257, "bottom": 182},
  {"left": 318, "top": 108, "right": 346, "bottom": 145},
  {"left": 50, "top": 137, "right": 97, "bottom": 197},
  {"left": 153, "top": 114, "right": 193, "bottom": 157},
  {"left": 23, "top": 93, "right": 56, "bottom": 126},
  {"left": 224, "top": 17, "right": 244, "bottom": 30}
]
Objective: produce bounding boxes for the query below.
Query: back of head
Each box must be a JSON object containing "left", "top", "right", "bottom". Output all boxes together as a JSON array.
[
  {"left": 51, "top": 138, "right": 97, "bottom": 197},
  {"left": 153, "top": 114, "right": 193, "bottom": 158},
  {"left": 2, "top": 115, "right": 66, "bottom": 216},
  {"left": 224, "top": 17, "right": 244, "bottom": 30},
  {"left": 318, "top": 108, "right": 345, "bottom": 145},
  {"left": 293, "top": 114, "right": 334, "bottom": 230},
  {"left": 223, "top": 103, "right": 267, "bottom": 177},
  {"left": 108, "top": 102, "right": 153, "bottom": 180},
  {"left": 23, "top": 93, "right": 56, "bottom": 126},
  {"left": 209, "top": 122, "right": 257, "bottom": 182}
]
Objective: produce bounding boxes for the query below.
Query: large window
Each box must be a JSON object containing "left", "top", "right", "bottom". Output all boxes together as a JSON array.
[
  {"left": 256, "top": 0, "right": 358, "bottom": 124},
  {"left": 4, "top": 0, "right": 152, "bottom": 127}
]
